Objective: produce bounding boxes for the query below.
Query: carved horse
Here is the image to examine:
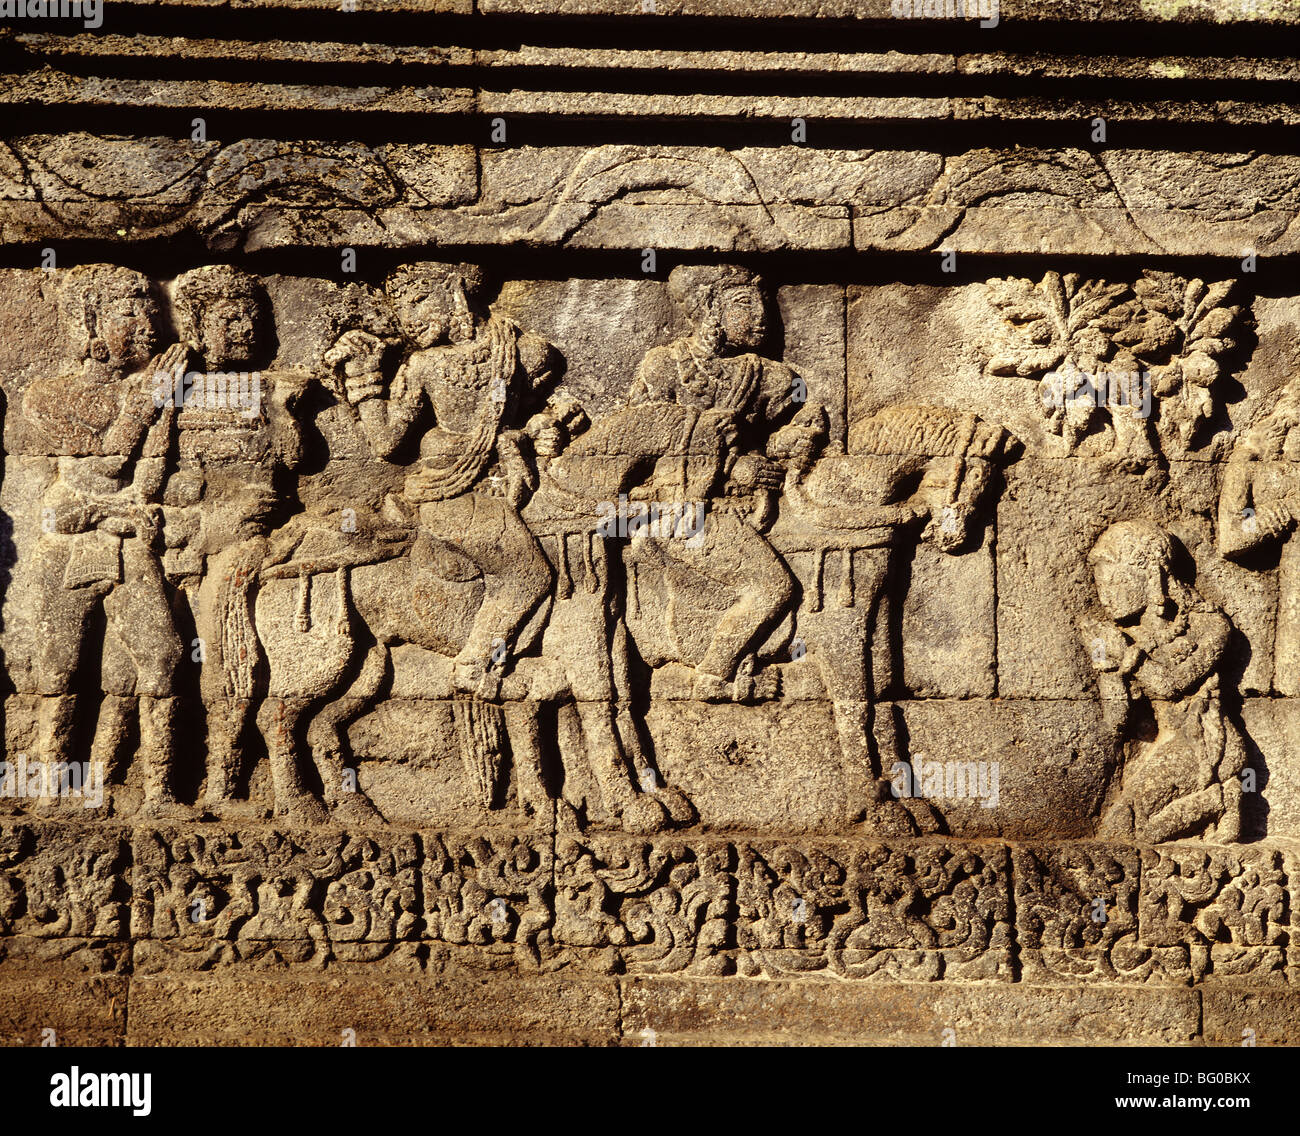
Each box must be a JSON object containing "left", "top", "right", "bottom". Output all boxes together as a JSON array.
[
  {"left": 767, "top": 406, "right": 1017, "bottom": 832},
  {"left": 247, "top": 487, "right": 698, "bottom": 830},
  {"left": 243, "top": 402, "right": 736, "bottom": 831},
  {"left": 248, "top": 526, "right": 500, "bottom": 827},
  {"left": 606, "top": 403, "right": 1017, "bottom": 834},
  {"left": 247, "top": 403, "right": 1011, "bottom": 834}
]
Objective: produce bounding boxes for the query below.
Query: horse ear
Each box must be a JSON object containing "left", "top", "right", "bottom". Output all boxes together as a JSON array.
[{"left": 450, "top": 278, "right": 470, "bottom": 314}]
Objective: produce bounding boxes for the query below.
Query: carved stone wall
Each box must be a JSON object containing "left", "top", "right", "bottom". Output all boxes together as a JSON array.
[{"left": 2, "top": 1, "right": 1300, "bottom": 1046}]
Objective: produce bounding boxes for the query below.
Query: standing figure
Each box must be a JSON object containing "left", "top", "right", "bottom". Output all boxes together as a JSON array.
[
  {"left": 166, "top": 265, "right": 307, "bottom": 817},
  {"left": 1217, "top": 380, "right": 1300, "bottom": 693},
  {"left": 1082, "top": 521, "right": 1243, "bottom": 844},
  {"left": 23, "top": 264, "right": 187, "bottom": 816}
]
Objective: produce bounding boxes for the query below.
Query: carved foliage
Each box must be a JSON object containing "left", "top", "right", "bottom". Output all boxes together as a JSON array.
[
  {"left": 553, "top": 837, "right": 730, "bottom": 975},
  {"left": 422, "top": 834, "right": 553, "bottom": 963},
  {"left": 131, "top": 828, "right": 420, "bottom": 966},
  {"left": 1139, "top": 845, "right": 1288, "bottom": 983},
  {"left": 1013, "top": 844, "right": 1158, "bottom": 983},
  {"left": 0, "top": 823, "right": 129, "bottom": 939},
  {"left": 984, "top": 270, "right": 1243, "bottom": 458},
  {"left": 736, "top": 841, "right": 1012, "bottom": 982}
]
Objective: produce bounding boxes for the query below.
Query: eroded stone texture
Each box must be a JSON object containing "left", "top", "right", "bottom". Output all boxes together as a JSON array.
[{"left": 2, "top": 1, "right": 1300, "bottom": 1048}]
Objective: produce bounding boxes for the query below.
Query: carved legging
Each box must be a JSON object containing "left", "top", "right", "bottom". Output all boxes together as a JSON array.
[
  {"left": 416, "top": 491, "right": 552, "bottom": 669},
  {"left": 645, "top": 507, "right": 794, "bottom": 682}
]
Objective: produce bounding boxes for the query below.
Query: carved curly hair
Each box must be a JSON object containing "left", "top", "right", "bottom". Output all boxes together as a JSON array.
[
  {"left": 57, "top": 263, "right": 157, "bottom": 362},
  {"left": 1088, "top": 520, "right": 1177, "bottom": 574},
  {"left": 172, "top": 265, "right": 267, "bottom": 348},
  {"left": 384, "top": 261, "right": 488, "bottom": 307}
]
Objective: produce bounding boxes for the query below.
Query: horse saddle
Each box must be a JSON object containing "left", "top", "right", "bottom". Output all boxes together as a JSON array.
[
  {"left": 410, "top": 530, "right": 483, "bottom": 632},
  {"left": 261, "top": 524, "right": 413, "bottom": 580}
]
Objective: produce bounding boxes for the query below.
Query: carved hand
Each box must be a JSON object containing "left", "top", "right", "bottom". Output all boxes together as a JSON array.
[
  {"left": 767, "top": 421, "right": 824, "bottom": 475},
  {"left": 1256, "top": 503, "right": 1294, "bottom": 538},
  {"left": 1119, "top": 644, "right": 1145, "bottom": 677},
  {"left": 131, "top": 342, "right": 189, "bottom": 420},
  {"left": 325, "top": 330, "right": 387, "bottom": 402},
  {"left": 98, "top": 497, "right": 157, "bottom": 540},
  {"left": 523, "top": 411, "right": 565, "bottom": 458},
  {"left": 729, "top": 453, "right": 784, "bottom": 493},
  {"left": 1081, "top": 621, "right": 1131, "bottom": 673},
  {"left": 141, "top": 342, "right": 189, "bottom": 389},
  {"left": 497, "top": 431, "right": 537, "bottom": 507}
]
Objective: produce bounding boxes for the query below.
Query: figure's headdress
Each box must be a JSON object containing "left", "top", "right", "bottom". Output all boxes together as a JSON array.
[{"left": 58, "top": 263, "right": 156, "bottom": 362}]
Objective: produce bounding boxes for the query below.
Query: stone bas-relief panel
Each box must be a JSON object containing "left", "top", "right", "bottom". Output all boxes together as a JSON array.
[
  {"left": 6, "top": 0, "right": 1300, "bottom": 1052},
  {"left": 1, "top": 246, "right": 1300, "bottom": 1046},
  {"left": 0, "top": 262, "right": 1020, "bottom": 838}
]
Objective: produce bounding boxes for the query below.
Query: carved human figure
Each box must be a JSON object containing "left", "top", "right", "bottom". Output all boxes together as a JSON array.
[
  {"left": 1217, "top": 380, "right": 1300, "bottom": 694},
  {"left": 623, "top": 264, "right": 824, "bottom": 701},
  {"left": 22, "top": 264, "right": 188, "bottom": 816},
  {"left": 509, "top": 266, "right": 819, "bottom": 828},
  {"left": 325, "top": 261, "right": 569, "bottom": 697},
  {"left": 166, "top": 266, "right": 309, "bottom": 817},
  {"left": 1082, "top": 521, "right": 1243, "bottom": 844},
  {"left": 230, "top": 263, "right": 572, "bottom": 826},
  {"left": 169, "top": 264, "right": 304, "bottom": 473}
]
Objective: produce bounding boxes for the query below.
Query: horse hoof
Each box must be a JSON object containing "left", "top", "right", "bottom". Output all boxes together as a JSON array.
[
  {"left": 277, "top": 796, "right": 330, "bottom": 828},
  {"left": 746, "top": 668, "right": 781, "bottom": 702},
  {"left": 899, "top": 797, "right": 943, "bottom": 835},
  {"left": 136, "top": 798, "right": 194, "bottom": 823},
  {"left": 620, "top": 795, "right": 672, "bottom": 834},
  {"left": 690, "top": 671, "right": 732, "bottom": 702},
  {"left": 200, "top": 797, "right": 266, "bottom": 823},
  {"left": 332, "top": 793, "right": 387, "bottom": 828},
  {"left": 198, "top": 796, "right": 228, "bottom": 821},
  {"left": 27, "top": 795, "right": 70, "bottom": 813},
  {"left": 653, "top": 785, "right": 696, "bottom": 826},
  {"left": 859, "top": 797, "right": 940, "bottom": 837}
]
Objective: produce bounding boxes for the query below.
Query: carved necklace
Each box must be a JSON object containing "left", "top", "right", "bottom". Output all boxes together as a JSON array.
[
  {"left": 676, "top": 337, "right": 723, "bottom": 407},
  {"left": 437, "top": 317, "right": 517, "bottom": 394},
  {"left": 1137, "top": 599, "right": 1190, "bottom": 651}
]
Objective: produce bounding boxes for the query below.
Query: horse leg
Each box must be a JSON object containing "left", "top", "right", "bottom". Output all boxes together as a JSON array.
[
  {"left": 200, "top": 698, "right": 253, "bottom": 816},
  {"left": 814, "top": 548, "right": 939, "bottom": 836},
  {"left": 609, "top": 618, "right": 695, "bottom": 825},
  {"left": 545, "top": 532, "right": 674, "bottom": 832},
  {"left": 502, "top": 700, "right": 552, "bottom": 821},
  {"left": 574, "top": 701, "right": 672, "bottom": 833},
  {"left": 256, "top": 695, "right": 329, "bottom": 827},
  {"left": 308, "top": 644, "right": 389, "bottom": 825}
]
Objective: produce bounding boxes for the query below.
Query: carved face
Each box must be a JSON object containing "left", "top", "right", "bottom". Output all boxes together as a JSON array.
[
  {"left": 715, "top": 284, "right": 766, "bottom": 351},
  {"left": 196, "top": 299, "right": 259, "bottom": 369},
  {"left": 392, "top": 279, "right": 459, "bottom": 349},
  {"left": 94, "top": 293, "right": 158, "bottom": 369},
  {"left": 1094, "top": 559, "right": 1154, "bottom": 622}
]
